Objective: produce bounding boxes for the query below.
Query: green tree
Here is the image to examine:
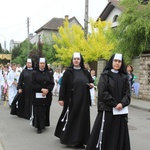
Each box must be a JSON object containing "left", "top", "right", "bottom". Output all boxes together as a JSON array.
[
  {"left": 53, "top": 20, "right": 86, "bottom": 66},
  {"left": 110, "top": 0, "right": 150, "bottom": 63},
  {"left": 42, "top": 36, "right": 58, "bottom": 65},
  {"left": 53, "top": 19, "right": 113, "bottom": 66},
  {"left": 12, "top": 39, "right": 34, "bottom": 66},
  {"left": 83, "top": 19, "right": 114, "bottom": 61}
]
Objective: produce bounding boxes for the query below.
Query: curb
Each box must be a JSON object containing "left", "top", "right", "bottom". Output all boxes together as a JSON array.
[{"left": 130, "top": 104, "right": 150, "bottom": 112}]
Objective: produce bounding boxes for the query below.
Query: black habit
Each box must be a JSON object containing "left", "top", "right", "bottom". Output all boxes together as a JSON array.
[
  {"left": 54, "top": 67, "right": 93, "bottom": 146},
  {"left": 86, "top": 54, "right": 131, "bottom": 150},
  {"left": 17, "top": 68, "right": 34, "bottom": 119},
  {"left": 32, "top": 68, "right": 54, "bottom": 129}
]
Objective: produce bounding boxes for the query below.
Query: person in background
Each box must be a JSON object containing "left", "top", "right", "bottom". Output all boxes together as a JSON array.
[
  {"left": 53, "top": 68, "right": 61, "bottom": 96},
  {"left": 90, "top": 70, "right": 97, "bottom": 106},
  {"left": 7, "top": 63, "right": 11, "bottom": 72},
  {"left": 126, "top": 64, "right": 134, "bottom": 91},
  {"left": 84, "top": 63, "right": 91, "bottom": 72},
  {"left": 47, "top": 64, "right": 54, "bottom": 75},
  {"left": 2, "top": 65, "right": 9, "bottom": 101},
  {"left": 58, "top": 67, "right": 66, "bottom": 86},
  {"left": 86, "top": 53, "right": 131, "bottom": 150},
  {"left": 16, "top": 64, "right": 23, "bottom": 73},
  {"left": 17, "top": 58, "right": 34, "bottom": 119},
  {"left": 0, "top": 72, "right": 4, "bottom": 101},
  {"left": 32, "top": 58, "right": 54, "bottom": 134},
  {"left": 55, "top": 52, "right": 94, "bottom": 149},
  {"left": 7, "top": 63, "right": 20, "bottom": 106}
]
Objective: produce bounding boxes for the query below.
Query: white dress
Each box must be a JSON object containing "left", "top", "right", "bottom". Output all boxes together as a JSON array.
[
  {"left": 53, "top": 72, "right": 60, "bottom": 95},
  {"left": 7, "top": 70, "right": 20, "bottom": 105}
]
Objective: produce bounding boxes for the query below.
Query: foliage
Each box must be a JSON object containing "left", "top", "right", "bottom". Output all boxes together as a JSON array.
[
  {"left": 53, "top": 19, "right": 113, "bottom": 66},
  {"left": 53, "top": 20, "right": 86, "bottom": 66},
  {"left": 12, "top": 39, "right": 34, "bottom": 66},
  {"left": 110, "top": 0, "right": 150, "bottom": 63},
  {"left": 42, "top": 36, "right": 58, "bottom": 65},
  {"left": 83, "top": 19, "right": 114, "bottom": 61}
]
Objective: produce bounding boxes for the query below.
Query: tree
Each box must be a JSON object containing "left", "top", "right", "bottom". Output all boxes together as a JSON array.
[
  {"left": 83, "top": 19, "right": 114, "bottom": 62},
  {"left": 53, "top": 19, "right": 113, "bottom": 66},
  {"left": 12, "top": 39, "right": 34, "bottom": 66},
  {"left": 53, "top": 20, "right": 86, "bottom": 66},
  {"left": 110, "top": 0, "right": 150, "bottom": 63}
]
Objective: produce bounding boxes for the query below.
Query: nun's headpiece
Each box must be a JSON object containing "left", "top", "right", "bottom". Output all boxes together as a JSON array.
[
  {"left": 103, "top": 53, "right": 127, "bottom": 74},
  {"left": 36, "top": 57, "right": 48, "bottom": 70},
  {"left": 70, "top": 52, "right": 85, "bottom": 69},
  {"left": 27, "top": 58, "right": 32, "bottom": 63},
  {"left": 73, "top": 52, "right": 81, "bottom": 59},
  {"left": 39, "top": 58, "right": 46, "bottom": 63},
  {"left": 25, "top": 58, "right": 34, "bottom": 69},
  {"left": 113, "top": 53, "right": 122, "bottom": 61}
]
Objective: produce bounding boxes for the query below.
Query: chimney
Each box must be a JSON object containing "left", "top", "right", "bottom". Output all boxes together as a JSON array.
[{"left": 65, "top": 15, "right": 69, "bottom": 20}]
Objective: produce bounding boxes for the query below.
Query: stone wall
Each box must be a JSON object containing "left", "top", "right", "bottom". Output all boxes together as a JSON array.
[
  {"left": 97, "top": 59, "right": 106, "bottom": 80},
  {"left": 136, "top": 54, "right": 150, "bottom": 100}
]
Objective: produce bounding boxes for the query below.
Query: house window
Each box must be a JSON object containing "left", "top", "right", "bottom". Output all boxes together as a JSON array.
[{"left": 112, "top": 15, "right": 118, "bottom": 23}]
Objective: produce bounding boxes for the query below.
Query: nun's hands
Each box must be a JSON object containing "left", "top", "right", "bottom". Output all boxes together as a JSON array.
[
  {"left": 59, "top": 101, "right": 64, "bottom": 106},
  {"left": 41, "top": 88, "right": 49, "bottom": 96},
  {"left": 115, "top": 103, "right": 123, "bottom": 110}
]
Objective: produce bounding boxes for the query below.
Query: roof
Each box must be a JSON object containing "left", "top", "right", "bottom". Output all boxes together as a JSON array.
[
  {"left": 98, "top": 0, "right": 123, "bottom": 21},
  {"left": 35, "top": 16, "right": 83, "bottom": 33}
]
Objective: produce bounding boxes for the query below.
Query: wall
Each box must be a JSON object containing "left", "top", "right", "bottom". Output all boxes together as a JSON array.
[{"left": 137, "top": 54, "right": 150, "bottom": 100}]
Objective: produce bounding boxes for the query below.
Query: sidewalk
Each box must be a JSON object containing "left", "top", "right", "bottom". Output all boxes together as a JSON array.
[{"left": 130, "top": 97, "right": 150, "bottom": 112}]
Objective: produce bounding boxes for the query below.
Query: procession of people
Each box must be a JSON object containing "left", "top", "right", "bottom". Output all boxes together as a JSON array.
[{"left": 0, "top": 52, "right": 131, "bottom": 149}]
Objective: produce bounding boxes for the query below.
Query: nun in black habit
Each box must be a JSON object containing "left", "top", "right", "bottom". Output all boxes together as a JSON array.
[
  {"left": 17, "top": 58, "right": 34, "bottom": 119},
  {"left": 32, "top": 58, "right": 54, "bottom": 133},
  {"left": 86, "top": 53, "right": 131, "bottom": 150},
  {"left": 54, "top": 52, "right": 94, "bottom": 149}
]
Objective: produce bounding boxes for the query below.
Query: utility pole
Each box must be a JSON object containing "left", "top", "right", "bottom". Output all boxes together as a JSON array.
[
  {"left": 27, "top": 17, "right": 30, "bottom": 57},
  {"left": 84, "top": 0, "right": 89, "bottom": 39}
]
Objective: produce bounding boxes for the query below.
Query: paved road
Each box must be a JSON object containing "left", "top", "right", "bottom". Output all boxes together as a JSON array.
[
  {"left": 0, "top": 96, "right": 97, "bottom": 150},
  {"left": 0, "top": 96, "right": 150, "bottom": 150}
]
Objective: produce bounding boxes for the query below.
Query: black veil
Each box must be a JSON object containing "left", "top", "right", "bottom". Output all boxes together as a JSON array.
[
  {"left": 35, "top": 58, "right": 48, "bottom": 71},
  {"left": 103, "top": 54, "right": 127, "bottom": 74},
  {"left": 69, "top": 53, "right": 85, "bottom": 69}
]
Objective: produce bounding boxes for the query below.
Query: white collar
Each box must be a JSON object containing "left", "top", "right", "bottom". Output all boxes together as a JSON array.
[
  {"left": 73, "top": 66, "right": 81, "bottom": 70},
  {"left": 111, "top": 69, "right": 118, "bottom": 73}
]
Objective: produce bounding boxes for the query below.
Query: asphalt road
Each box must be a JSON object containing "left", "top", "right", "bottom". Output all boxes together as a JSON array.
[{"left": 0, "top": 96, "right": 150, "bottom": 150}]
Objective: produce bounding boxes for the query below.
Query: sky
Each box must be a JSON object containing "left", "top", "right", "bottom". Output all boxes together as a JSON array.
[{"left": 0, "top": 0, "right": 108, "bottom": 50}]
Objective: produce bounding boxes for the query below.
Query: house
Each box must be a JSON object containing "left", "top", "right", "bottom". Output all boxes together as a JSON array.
[
  {"left": 9, "top": 39, "right": 21, "bottom": 52},
  {"left": 97, "top": 0, "right": 123, "bottom": 28},
  {"left": 30, "top": 15, "right": 83, "bottom": 45}
]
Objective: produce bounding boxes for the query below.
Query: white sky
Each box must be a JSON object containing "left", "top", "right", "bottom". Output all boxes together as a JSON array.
[{"left": 0, "top": 0, "right": 108, "bottom": 50}]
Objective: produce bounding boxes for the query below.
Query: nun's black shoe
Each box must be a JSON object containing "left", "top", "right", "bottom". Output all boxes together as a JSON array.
[
  {"left": 75, "top": 144, "right": 85, "bottom": 149},
  {"left": 37, "top": 128, "right": 42, "bottom": 134}
]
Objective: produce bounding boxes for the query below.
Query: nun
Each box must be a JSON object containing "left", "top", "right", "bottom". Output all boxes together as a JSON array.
[
  {"left": 17, "top": 58, "right": 34, "bottom": 119},
  {"left": 32, "top": 58, "right": 54, "bottom": 133},
  {"left": 54, "top": 52, "right": 94, "bottom": 149},
  {"left": 86, "top": 53, "right": 131, "bottom": 150}
]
